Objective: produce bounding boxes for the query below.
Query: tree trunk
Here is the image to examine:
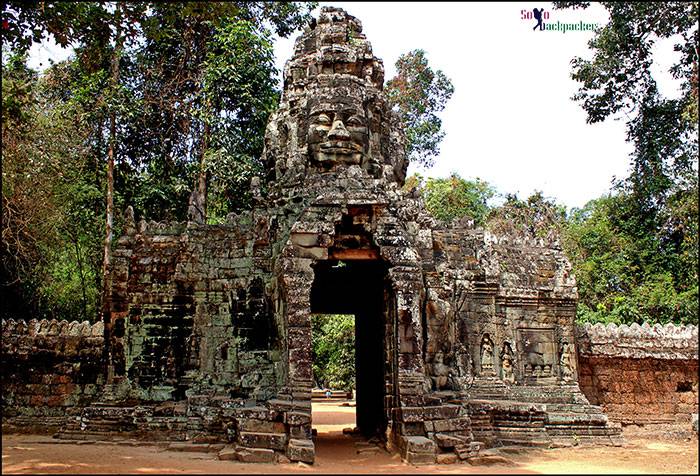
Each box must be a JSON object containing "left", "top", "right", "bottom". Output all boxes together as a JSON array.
[
  {"left": 196, "top": 121, "right": 209, "bottom": 220},
  {"left": 72, "top": 232, "right": 88, "bottom": 320},
  {"left": 103, "top": 2, "right": 123, "bottom": 383}
]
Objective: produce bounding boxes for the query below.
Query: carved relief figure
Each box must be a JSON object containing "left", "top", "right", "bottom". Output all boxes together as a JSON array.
[
  {"left": 480, "top": 334, "right": 495, "bottom": 375},
  {"left": 185, "top": 334, "right": 201, "bottom": 371},
  {"left": 559, "top": 341, "right": 576, "bottom": 381},
  {"left": 500, "top": 341, "right": 515, "bottom": 384},
  {"left": 520, "top": 329, "right": 556, "bottom": 379},
  {"left": 450, "top": 343, "right": 473, "bottom": 390},
  {"left": 429, "top": 351, "right": 450, "bottom": 390}
]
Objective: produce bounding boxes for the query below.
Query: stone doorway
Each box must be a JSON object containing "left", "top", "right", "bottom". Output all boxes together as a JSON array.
[{"left": 310, "top": 259, "right": 390, "bottom": 439}]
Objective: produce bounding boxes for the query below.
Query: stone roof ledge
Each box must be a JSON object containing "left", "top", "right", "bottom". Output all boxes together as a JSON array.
[
  {"left": 576, "top": 321, "right": 699, "bottom": 360},
  {"left": 1, "top": 318, "right": 103, "bottom": 338}
]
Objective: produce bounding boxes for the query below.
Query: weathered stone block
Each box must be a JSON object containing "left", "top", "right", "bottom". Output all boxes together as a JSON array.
[
  {"left": 286, "top": 438, "right": 314, "bottom": 464},
  {"left": 399, "top": 405, "right": 461, "bottom": 422},
  {"left": 218, "top": 448, "right": 238, "bottom": 461},
  {"left": 238, "top": 431, "right": 287, "bottom": 451},
  {"left": 434, "top": 433, "right": 469, "bottom": 449},
  {"left": 284, "top": 411, "right": 311, "bottom": 426},
  {"left": 237, "top": 419, "right": 286, "bottom": 433},
  {"left": 402, "top": 436, "right": 436, "bottom": 454},
  {"left": 436, "top": 453, "right": 458, "bottom": 464}
]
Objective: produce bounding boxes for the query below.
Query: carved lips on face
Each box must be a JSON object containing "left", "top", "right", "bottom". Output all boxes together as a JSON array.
[{"left": 308, "top": 103, "right": 368, "bottom": 167}]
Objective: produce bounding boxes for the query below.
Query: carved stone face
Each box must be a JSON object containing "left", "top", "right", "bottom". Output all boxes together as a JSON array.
[{"left": 307, "top": 99, "right": 368, "bottom": 167}]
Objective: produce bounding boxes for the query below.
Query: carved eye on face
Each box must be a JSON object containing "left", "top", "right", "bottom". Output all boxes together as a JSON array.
[
  {"left": 315, "top": 114, "right": 331, "bottom": 125},
  {"left": 346, "top": 115, "right": 364, "bottom": 127}
]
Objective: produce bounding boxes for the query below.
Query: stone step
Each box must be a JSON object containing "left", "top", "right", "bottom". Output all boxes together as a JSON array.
[
  {"left": 492, "top": 420, "right": 546, "bottom": 428},
  {"left": 546, "top": 427, "right": 621, "bottom": 437},
  {"left": 545, "top": 412, "right": 609, "bottom": 426},
  {"left": 56, "top": 431, "right": 124, "bottom": 440},
  {"left": 496, "top": 438, "right": 551, "bottom": 448},
  {"left": 483, "top": 445, "right": 534, "bottom": 456}
]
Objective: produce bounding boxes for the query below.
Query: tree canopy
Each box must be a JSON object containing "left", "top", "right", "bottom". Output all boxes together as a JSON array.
[
  {"left": 552, "top": 1, "right": 699, "bottom": 325},
  {"left": 405, "top": 173, "right": 495, "bottom": 225},
  {"left": 385, "top": 49, "right": 454, "bottom": 168},
  {"left": 1, "top": 1, "right": 316, "bottom": 321},
  {"left": 1, "top": 3, "right": 696, "bottom": 329}
]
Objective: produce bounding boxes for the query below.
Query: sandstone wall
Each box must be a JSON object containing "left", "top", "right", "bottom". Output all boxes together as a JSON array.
[
  {"left": 424, "top": 228, "right": 579, "bottom": 391},
  {"left": 109, "top": 216, "right": 281, "bottom": 403},
  {"left": 577, "top": 322, "right": 699, "bottom": 429},
  {"left": 1, "top": 318, "right": 104, "bottom": 432}
]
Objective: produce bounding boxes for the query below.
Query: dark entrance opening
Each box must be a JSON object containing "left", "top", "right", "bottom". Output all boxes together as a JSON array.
[{"left": 310, "top": 259, "right": 388, "bottom": 438}]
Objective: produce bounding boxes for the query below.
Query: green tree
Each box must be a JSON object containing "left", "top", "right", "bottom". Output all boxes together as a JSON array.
[
  {"left": 385, "top": 49, "right": 454, "bottom": 168},
  {"left": 311, "top": 314, "right": 355, "bottom": 391},
  {"left": 2, "top": 2, "right": 108, "bottom": 53},
  {"left": 554, "top": 1, "right": 698, "bottom": 226},
  {"left": 554, "top": 1, "right": 699, "bottom": 325},
  {"left": 125, "top": 2, "right": 314, "bottom": 220},
  {"left": 406, "top": 173, "right": 495, "bottom": 225},
  {"left": 2, "top": 52, "right": 99, "bottom": 320},
  {"left": 563, "top": 192, "right": 698, "bottom": 325},
  {"left": 1, "top": 2, "right": 315, "bottom": 321}
]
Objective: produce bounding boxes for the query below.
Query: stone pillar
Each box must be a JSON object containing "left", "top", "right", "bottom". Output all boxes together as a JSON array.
[{"left": 276, "top": 255, "right": 315, "bottom": 463}]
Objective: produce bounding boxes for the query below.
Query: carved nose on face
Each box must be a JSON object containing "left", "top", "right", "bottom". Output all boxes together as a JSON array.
[{"left": 327, "top": 119, "right": 350, "bottom": 140}]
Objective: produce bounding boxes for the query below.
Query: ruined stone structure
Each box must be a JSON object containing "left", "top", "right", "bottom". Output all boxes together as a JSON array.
[
  {"left": 577, "top": 322, "right": 698, "bottom": 436},
  {"left": 3, "top": 7, "right": 696, "bottom": 465},
  {"left": 2, "top": 319, "right": 104, "bottom": 433}
]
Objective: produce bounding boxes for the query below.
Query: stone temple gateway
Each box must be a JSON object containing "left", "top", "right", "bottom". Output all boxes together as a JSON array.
[{"left": 27, "top": 7, "right": 627, "bottom": 464}]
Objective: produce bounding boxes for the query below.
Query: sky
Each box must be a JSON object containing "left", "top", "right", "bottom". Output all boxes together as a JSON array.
[{"left": 28, "top": 2, "right": 684, "bottom": 210}]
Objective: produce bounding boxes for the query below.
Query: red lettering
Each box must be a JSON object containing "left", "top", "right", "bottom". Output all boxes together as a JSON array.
[{"left": 543, "top": 11, "right": 550, "bottom": 20}]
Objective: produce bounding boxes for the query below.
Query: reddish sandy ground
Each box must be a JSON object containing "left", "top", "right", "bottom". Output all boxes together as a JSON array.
[{"left": 2, "top": 401, "right": 698, "bottom": 474}]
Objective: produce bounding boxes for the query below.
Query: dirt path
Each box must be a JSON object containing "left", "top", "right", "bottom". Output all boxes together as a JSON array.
[{"left": 3, "top": 402, "right": 698, "bottom": 474}]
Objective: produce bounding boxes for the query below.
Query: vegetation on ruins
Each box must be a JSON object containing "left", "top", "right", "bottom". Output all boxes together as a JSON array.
[
  {"left": 409, "top": 179, "right": 697, "bottom": 325},
  {"left": 405, "top": 3, "right": 699, "bottom": 325},
  {"left": 404, "top": 173, "right": 496, "bottom": 226}
]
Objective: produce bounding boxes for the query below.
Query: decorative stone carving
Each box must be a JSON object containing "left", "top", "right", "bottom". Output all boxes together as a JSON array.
[
  {"left": 576, "top": 322, "right": 699, "bottom": 360},
  {"left": 262, "top": 6, "right": 407, "bottom": 188},
  {"left": 500, "top": 341, "right": 515, "bottom": 384},
  {"left": 451, "top": 343, "right": 473, "bottom": 391},
  {"left": 185, "top": 334, "right": 201, "bottom": 371},
  {"left": 307, "top": 95, "right": 368, "bottom": 167},
  {"left": 559, "top": 341, "right": 576, "bottom": 381},
  {"left": 480, "top": 334, "right": 495, "bottom": 376},
  {"left": 124, "top": 205, "right": 136, "bottom": 235},
  {"left": 429, "top": 352, "right": 450, "bottom": 390},
  {"left": 518, "top": 328, "right": 556, "bottom": 380}
]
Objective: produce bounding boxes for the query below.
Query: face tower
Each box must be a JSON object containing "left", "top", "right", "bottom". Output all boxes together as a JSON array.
[{"left": 262, "top": 6, "right": 408, "bottom": 195}]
